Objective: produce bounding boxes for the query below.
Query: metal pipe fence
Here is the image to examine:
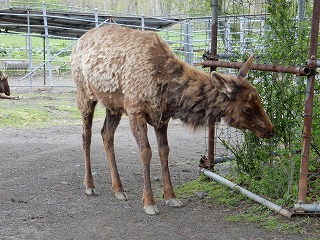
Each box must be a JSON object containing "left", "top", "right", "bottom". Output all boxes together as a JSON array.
[
  {"left": 0, "top": 1, "right": 313, "bottom": 154},
  {"left": 204, "top": 0, "right": 320, "bottom": 216},
  {"left": 0, "top": 2, "right": 270, "bottom": 85},
  {"left": 0, "top": 0, "right": 319, "bottom": 215}
]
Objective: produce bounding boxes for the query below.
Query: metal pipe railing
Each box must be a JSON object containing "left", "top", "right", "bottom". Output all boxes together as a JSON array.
[
  {"left": 294, "top": 203, "right": 320, "bottom": 213},
  {"left": 202, "top": 60, "right": 311, "bottom": 76},
  {"left": 298, "top": 0, "right": 320, "bottom": 207},
  {"left": 207, "top": 0, "right": 219, "bottom": 170},
  {"left": 201, "top": 169, "right": 292, "bottom": 218}
]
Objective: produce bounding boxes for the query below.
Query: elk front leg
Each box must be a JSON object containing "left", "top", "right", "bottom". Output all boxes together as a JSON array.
[
  {"left": 129, "top": 113, "right": 159, "bottom": 215},
  {"left": 79, "top": 99, "right": 97, "bottom": 195},
  {"left": 101, "top": 111, "right": 127, "bottom": 201},
  {"left": 154, "top": 124, "right": 184, "bottom": 208}
]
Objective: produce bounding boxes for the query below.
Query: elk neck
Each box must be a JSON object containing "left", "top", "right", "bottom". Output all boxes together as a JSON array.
[{"left": 164, "top": 67, "right": 230, "bottom": 129}]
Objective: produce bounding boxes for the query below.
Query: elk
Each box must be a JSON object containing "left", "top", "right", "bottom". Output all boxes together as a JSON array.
[
  {"left": 0, "top": 71, "right": 19, "bottom": 100},
  {"left": 0, "top": 71, "right": 11, "bottom": 98},
  {"left": 71, "top": 25, "right": 275, "bottom": 215}
]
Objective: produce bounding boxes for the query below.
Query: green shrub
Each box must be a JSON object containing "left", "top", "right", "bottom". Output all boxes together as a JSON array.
[{"left": 231, "top": 0, "right": 319, "bottom": 206}]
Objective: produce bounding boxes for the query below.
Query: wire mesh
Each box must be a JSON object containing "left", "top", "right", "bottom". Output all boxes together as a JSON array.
[
  {"left": 211, "top": 0, "right": 320, "bottom": 208},
  {"left": 0, "top": 0, "right": 319, "bottom": 207}
]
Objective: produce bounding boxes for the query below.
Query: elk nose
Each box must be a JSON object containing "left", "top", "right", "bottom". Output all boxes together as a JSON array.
[{"left": 269, "top": 127, "right": 276, "bottom": 137}]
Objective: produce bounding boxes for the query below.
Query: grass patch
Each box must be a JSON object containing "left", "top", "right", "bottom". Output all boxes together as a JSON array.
[
  {"left": 0, "top": 91, "right": 105, "bottom": 128},
  {"left": 176, "top": 174, "right": 247, "bottom": 206},
  {"left": 175, "top": 174, "right": 320, "bottom": 237}
]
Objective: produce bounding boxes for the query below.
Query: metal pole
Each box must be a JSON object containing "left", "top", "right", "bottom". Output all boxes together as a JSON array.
[
  {"left": 201, "top": 169, "right": 292, "bottom": 218},
  {"left": 298, "top": 0, "right": 306, "bottom": 21},
  {"left": 42, "top": 2, "right": 53, "bottom": 86},
  {"left": 43, "top": 37, "right": 46, "bottom": 85},
  {"left": 298, "top": 0, "right": 320, "bottom": 205},
  {"left": 26, "top": 7, "right": 33, "bottom": 90},
  {"left": 94, "top": 8, "right": 99, "bottom": 28},
  {"left": 223, "top": 19, "right": 232, "bottom": 54},
  {"left": 207, "top": 0, "right": 219, "bottom": 169},
  {"left": 297, "top": 0, "right": 306, "bottom": 35},
  {"left": 141, "top": 14, "right": 145, "bottom": 30},
  {"left": 202, "top": 60, "right": 311, "bottom": 76},
  {"left": 239, "top": 17, "right": 246, "bottom": 54},
  {"left": 294, "top": 203, "right": 320, "bottom": 213},
  {"left": 189, "top": 21, "right": 193, "bottom": 65},
  {"left": 184, "top": 19, "right": 193, "bottom": 64}
]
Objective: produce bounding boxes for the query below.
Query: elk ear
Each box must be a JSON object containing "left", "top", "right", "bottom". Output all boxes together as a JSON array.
[{"left": 211, "top": 71, "right": 237, "bottom": 99}]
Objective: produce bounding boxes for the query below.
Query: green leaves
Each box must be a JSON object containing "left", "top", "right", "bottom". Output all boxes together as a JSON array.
[{"left": 232, "top": 0, "right": 318, "bottom": 207}]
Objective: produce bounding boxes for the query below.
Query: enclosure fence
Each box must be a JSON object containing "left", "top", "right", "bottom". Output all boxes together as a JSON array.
[
  {"left": 203, "top": 0, "right": 320, "bottom": 216},
  {"left": 1, "top": 0, "right": 319, "bottom": 215}
]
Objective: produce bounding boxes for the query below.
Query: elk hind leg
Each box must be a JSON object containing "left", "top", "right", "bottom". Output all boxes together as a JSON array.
[
  {"left": 101, "top": 110, "right": 127, "bottom": 201},
  {"left": 78, "top": 95, "right": 97, "bottom": 196}
]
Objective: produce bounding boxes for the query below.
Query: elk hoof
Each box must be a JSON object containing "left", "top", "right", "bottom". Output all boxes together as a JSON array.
[
  {"left": 144, "top": 204, "right": 160, "bottom": 215},
  {"left": 115, "top": 192, "right": 128, "bottom": 201},
  {"left": 85, "top": 187, "right": 96, "bottom": 196},
  {"left": 165, "top": 198, "right": 184, "bottom": 207}
]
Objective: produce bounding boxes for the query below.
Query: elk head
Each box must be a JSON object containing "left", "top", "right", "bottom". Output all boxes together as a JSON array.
[
  {"left": 211, "top": 56, "right": 275, "bottom": 138},
  {"left": 0, "top": 71, "right": 10, "bottom": 96}
]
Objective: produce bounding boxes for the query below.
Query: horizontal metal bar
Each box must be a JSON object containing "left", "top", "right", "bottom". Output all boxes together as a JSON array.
[
  {"left": 202, "top": 60, "right": 311, "bottom": 76},
  {"left": 294, "top": 203, "right": 320, "bottom": 213}
]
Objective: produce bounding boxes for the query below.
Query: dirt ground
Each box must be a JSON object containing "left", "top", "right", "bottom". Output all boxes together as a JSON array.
[
  {"left": 0, "top": 78, "right": 318, "bottom": 239},
  {"left": 0, "top": 116, "right": 316, "bottom": 240}
]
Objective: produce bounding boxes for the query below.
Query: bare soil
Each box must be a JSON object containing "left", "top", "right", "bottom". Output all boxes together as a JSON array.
[
  {"left": 1, "top": 117, "right": 315, "bottom": 240},
  {"left": 1, "top": 78, "right": 318, "bottom": 240}
]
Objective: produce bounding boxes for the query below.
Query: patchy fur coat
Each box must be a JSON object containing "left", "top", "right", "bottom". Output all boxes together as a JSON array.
[{"left": 71, "top": 25, "right": 274, "bottom": 215}]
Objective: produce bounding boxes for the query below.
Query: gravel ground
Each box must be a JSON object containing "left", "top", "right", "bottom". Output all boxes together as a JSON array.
[
  {"left": 0, "top": 117, "right": 315, "bottom": 240},
  {"left": 1, "top": 76, "right": 318, "bottom": 239}
]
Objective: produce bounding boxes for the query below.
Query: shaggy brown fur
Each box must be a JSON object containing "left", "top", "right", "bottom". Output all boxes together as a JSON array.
[
  {"left": 71, "top": 25, "right": 275, "bottom": 215},
  {"left": 0, "top": 71, "right": 10, "bottom": 96},
  {"left": 0, "top": 71, "right": 19, "bottom": 100}
]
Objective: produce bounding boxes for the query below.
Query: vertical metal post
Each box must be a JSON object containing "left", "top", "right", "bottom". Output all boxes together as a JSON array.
[
  {"left": 43, "top": 37, "right": 46, "bottom": 85},
  {"left": 188, "top": 21, "right": 193, "bottom": 64},
  {"left": 184, "top": 21, "right": 189, "bottom": 63},
  {"left": 141, "top": 14, "right": 145, "bottom": 30},
  {"left": 42, "top": 2, "right": 53, "bottom": 86},
  {"left": 223, "top": 19, "right": 232, "bottom": 54},
  {"left": 298, "top": 0, "right": 319, "bottom": 204},
  {"left": 297, "top": 0, "right": 306, "bottom": 34},
  {"left": 239, "top": 17, "right": 246, "bottom": 54},
  {"left": 94, "top": 8, "right": 99, "bottom": 28},
  {"left": 26, "top": 7, "right": 33, "bottom": 90},
  {"left": 184, "top": 19, "right": 193, "bottom": 64},
  {"left": 179, "top": 22, "right": 183, "bottom": 57},
  {"left": 297, "top": 0, "right": 306, "bottom": 21},
  {"left": 208, "top": 0, "right": 219, "bottom": 169}
]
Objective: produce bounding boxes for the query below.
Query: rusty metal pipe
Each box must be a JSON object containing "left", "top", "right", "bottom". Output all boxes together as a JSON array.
[
  {"left": 207, "top": 0, "right": 219, "bottom": 169},
  {"left": 298, "top": 0, "right": 320, "bottom": 205},
  {"left": 202, "top": 60, "right": 311, "bottom": 76}
]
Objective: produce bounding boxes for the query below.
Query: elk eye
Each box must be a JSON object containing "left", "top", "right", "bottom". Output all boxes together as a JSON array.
[{"left": 245, "top": 107, "right": 252, "bottom": 114}]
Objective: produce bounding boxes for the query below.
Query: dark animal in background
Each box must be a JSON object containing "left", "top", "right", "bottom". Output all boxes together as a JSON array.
[
  {"left": 0, "top": 71, "right": 19, "bottom": 100},
  {"left": 0, "top": 71, "right": 10, "bottom": 96},
  {"left": 71, "top": 25, "right": 275, "bottom": 215}
]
